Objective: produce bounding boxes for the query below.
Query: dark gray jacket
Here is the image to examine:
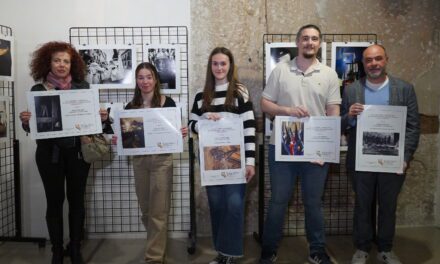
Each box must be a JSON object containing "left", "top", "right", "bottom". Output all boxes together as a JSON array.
[{"left": 341, "top": 76, "right": 420, "bottom": 171}]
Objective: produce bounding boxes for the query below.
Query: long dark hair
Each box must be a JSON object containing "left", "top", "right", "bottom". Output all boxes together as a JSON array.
[
  {"left": 201, "top": 47, "right": 243, "bottom": 112},
  {"left": 130, "top": 62, "right": 162, "bottom": 108}
]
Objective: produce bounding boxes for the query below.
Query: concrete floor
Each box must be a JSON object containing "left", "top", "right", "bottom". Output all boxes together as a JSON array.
[{"left": 0, "top": 227, "right": 439, "bottom": 263}]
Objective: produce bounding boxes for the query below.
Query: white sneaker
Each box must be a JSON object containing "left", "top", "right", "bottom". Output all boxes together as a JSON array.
[
  {"left": 377, "top": 251, "right": 402, "bottom": 264},
  {"left": 351, "top": 250, "right": 369, "bottom": 264}
]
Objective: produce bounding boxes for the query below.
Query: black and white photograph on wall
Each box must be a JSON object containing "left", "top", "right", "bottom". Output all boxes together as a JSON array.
[
  {"left": 331, "top": 42, "right": 373, "bottom": 96},
  {"left": 144, "top": 44, "right": 181, "bottom": 94},
  {"left": 0, "top": 35, "right": 14, "bottom": 81},
  {"left": 77, "top": 45, "right": 136, "bottom": 89},
  {"left": 34, "top": 95, "right": 63, "bottom": 133},
  {"left": 0, "top": 97, "right": 9, "bottom": 143},
  {"left": 264, "top": 42, "right": 326, "bottom": 136},
  {"left": 362, "top": 131, "right": 399, "bottom": 156}
]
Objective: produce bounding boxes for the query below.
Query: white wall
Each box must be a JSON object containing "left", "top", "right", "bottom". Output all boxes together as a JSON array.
[{"left": 1, "top": 0, "right": 190, "bottom": 238}]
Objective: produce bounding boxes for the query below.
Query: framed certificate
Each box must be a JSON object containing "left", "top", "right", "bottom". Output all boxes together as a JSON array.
[
  {"left": 27, "top": 89, "right": 102, "bottom": 139},
  {"left": 274, "top": 116, "right": 341, "bottom": 163},
  {"left": 198, "top": 118, "right": 246, "bottom": 186},
  {"left": 114, "top": 107, "right": 183, "bottom": 155},
  {"left": 355, "top": 105, "right": 407, "bottom": 173}
]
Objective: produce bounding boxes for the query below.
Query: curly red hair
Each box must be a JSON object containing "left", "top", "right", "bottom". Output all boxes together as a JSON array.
[{"left": 30, "top": 41, "right": 86, "bottom": 82}]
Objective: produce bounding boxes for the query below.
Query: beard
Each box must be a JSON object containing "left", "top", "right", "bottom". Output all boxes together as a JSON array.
[
  {"left": 366, "top": 67, "right": 386, "bottom": 79},
  {"left": 302, "top": 52, "right": 315, "bottom": 59}
]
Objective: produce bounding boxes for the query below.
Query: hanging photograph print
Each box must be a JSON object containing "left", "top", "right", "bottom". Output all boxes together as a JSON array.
[
  {"left": 0, "top": 35, "right": 14, "bottom": 81},
  {"left": 77, "top": 45, "right": 136, "bottom": 89},
  {"left": 0, "top": 97, "right": 10, "bottom": 143},
  {"left": 331, "top": 42, "right": 373, "bottom": 96},
  {"left": 144, "top": 44, "right": 181, "bottom": 94}
]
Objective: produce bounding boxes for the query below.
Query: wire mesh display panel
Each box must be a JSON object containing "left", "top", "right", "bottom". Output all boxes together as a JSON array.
[
  {"left": 70, "top": 26, "right": 190, "bottom": 233},
  {"left": 261, "top": 33, "right": 377, "bottom": 236},
  {"left": 0, "top": 25, "right": 16, "bottom": 238}
]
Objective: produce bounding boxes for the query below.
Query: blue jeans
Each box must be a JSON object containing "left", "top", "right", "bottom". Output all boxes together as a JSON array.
[
  {"left": 206, "top": 183, "right": 246, "bottom": 257},
  {"left": 261, "top": 145, "right": 329, "bottom": 257}
]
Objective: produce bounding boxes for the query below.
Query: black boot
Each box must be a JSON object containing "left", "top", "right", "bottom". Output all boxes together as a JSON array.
[
  {"left": 46, "top": 217, "right": 64, "bottom": 264},
  {"left": 69, "top": 214, "right": 85, "bottom": 264},
  {"left": 69, "top": 242, "right": 84, "bottom": 264}
]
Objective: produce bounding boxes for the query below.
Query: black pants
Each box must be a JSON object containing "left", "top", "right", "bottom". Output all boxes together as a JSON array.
[
  {"left": 36, "top": 143, "right": 90, "bottom": 243},
  {"left": 350, "top": 170, "right": 405, "bottom": 252}
]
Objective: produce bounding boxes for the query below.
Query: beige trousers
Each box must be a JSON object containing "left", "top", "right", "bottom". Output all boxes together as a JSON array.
[{"left": 132, "top": 154, "right": 173, "bottom": 263}]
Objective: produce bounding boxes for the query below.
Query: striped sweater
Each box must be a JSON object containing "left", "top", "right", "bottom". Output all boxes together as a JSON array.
[{"left": 189, "top": 82, "right": 256, "bottom": 166}]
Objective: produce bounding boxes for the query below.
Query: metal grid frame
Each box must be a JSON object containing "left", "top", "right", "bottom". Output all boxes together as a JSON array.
[
  {"left": 0, "top": 25, "right": 16, "bottom": 239},
  {"left": 260, "top": 33, "right": 378, "bottom": 236},
  {"left": 69, "top": 26, "right": 190, "bottom": 234}
]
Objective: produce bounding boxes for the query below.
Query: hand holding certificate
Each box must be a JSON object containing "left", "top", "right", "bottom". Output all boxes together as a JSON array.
[
  {"left": 355, "top": 105, "right": 407, "bottom": 173},
  {"left": 274, "top": 116, "right": 341, "bottom": 163},
  {"left": 114, "top": 107, "right": 183, "bottom": 156},
  {"left": 27, "top": 89, "right": 102, "bottom": 139},
  {"left": 198, "top": 118, "right": 246, "bottom": 186}
]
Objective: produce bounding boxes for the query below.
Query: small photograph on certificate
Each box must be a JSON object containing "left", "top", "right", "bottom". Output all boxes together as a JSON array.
[
  {"left": 204, "top": 145, "right": 242, "bottom": 171},
  {"left": 27, "top": 89, "right": 102, "bottom": 139},
  {"left": 120, "top": 117, "right": 145, "bottom": 149},
  {"left": 275, "top": 116, "right": 340, "bottom": 163},
  {"left": 362, "top": 132, "right": 400, "bottom": 156},
  {"left": 115, "top": 107, "right": 183, "bottom": 156},
  {"left": 34, "top": 95, "right": 63, "bottom": 132},
  {"left": 198, "top": 118, "right": 246, "bottom": 186},
  {"left": 279, "top": 120, "right": 304, "bottom": 156}
]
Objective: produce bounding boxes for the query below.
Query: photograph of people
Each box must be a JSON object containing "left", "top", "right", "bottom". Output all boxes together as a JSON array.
[
  {"left": 280, "top": 121, "right": 304, "bottom": 156},
  {"left": 146, "top": 45, "right": 180, "bottom": 93},
  {"left": 18, "top": 41, "right": 110, "bottom": 264},
  {"left": 78, "top": 46, "right": 135, "bottom": 88},
  {"left": 341, "top": 44, "right": 420, "bottom": 264},
  {"left": 112, "top": 62, "right": 188, "bottom": 263},
  {"left": 188, "top": 47, "right": 256, "bottom": 264},
  {"left": 259, "top": 24, "right": 341, "bottom": 264}
]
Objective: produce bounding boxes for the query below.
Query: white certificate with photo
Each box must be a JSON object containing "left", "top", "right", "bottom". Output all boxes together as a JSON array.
[
  {"left": 27, "top": 89, "right": 102, "bottom": 139},
  {"left": 198, "top": 118, "right": 246, "bottom": 186},
  {"left": 275, "top": 116, "right": 341, "bottom": 163},
  {"left": 355, "top": 105, "right": 407, "bottom": 173},
  {"left": 115, "top": 107, "right": 183, "bottom": 156}
]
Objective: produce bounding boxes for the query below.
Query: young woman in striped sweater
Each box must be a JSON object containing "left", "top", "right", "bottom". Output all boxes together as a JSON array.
[{"left": 189, "top": 47, "right": 256, "bottom": 264}]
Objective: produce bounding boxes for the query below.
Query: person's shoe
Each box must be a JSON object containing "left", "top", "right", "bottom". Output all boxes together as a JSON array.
[
  {"left": 308, "top": 252, "right": 333, "bottom": 264},
  {"left": 377, "top": 251, "right": 402, "bottom": 264},
  {"left": 51, "top": 245, "right": 64, "bottom": 264},
  {"left": 351, "top": 249, "right": 369, "bottom": 264},
  {"left": 258, "top": 254, "right": 277, "bottom": 264},
  {"left": 209, "top": 253, "right": 226, "bottom": 264},
  {"left": 223, "top": 256, "right": 237, "bottom": 264}
]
